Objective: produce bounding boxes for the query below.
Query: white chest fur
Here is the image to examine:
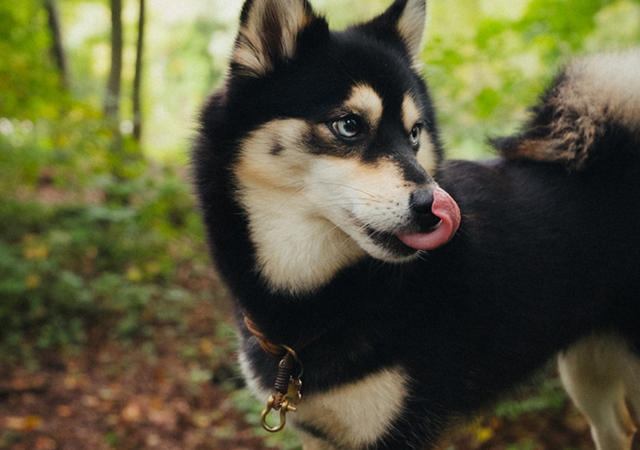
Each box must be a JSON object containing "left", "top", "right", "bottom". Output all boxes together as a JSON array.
[{"left": 239, "top": 350, "right": 409, "bottom": 449}]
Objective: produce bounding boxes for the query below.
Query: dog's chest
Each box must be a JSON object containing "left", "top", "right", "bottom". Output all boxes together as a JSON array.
[{"left": 240, "top": 349, "right": 409, "bottom": 448}]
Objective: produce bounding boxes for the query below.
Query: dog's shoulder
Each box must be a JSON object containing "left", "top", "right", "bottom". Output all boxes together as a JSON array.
[{"left": 496, "top": 48, "right": 640, "bottom": 171}]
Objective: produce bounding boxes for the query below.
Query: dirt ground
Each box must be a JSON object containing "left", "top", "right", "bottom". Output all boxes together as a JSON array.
[
  {"left": 1, "top": 283, "right": 638, "bottom": 450},
  {"left": 0, "top": 299, "right": 271, "bottom": 450},
  {"left": 0, "top": 342, "right": 608, "bottom": 450},
  {"left": 0, "top": 350, "right": 267, "bottom": 450}
]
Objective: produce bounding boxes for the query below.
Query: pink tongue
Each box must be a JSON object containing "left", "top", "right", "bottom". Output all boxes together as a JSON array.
[{"left": 396, "top": 187, "right": 461, "bottom": 251}]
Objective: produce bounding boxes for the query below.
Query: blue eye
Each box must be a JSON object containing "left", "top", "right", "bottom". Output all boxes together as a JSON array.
[
  {"left": 409, "top": 124, "right": 421, "bottom": 146},
  {"left": 332, "top": 117, "right": 361, "bottom": 139}
]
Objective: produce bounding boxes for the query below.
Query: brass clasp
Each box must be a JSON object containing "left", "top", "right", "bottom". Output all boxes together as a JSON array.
[
  {"left": 260, "top": 395, "right": 298, "bottom": 432},
  {"left": 259, "top": 346, "right": 303, "bottom": 433}
]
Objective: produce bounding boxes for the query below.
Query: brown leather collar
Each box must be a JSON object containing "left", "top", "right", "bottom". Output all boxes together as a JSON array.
[
  {"left": 242, "top": 312, "right": 326, "bottom": 433},
  {"left": 243, "top": 315, "right": 287, "bottom": 357},
  {"left": 243, "top": 313, "right": 326, "bottom": 358}
]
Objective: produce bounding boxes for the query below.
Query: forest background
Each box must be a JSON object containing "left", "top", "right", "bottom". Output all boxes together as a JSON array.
[{"left": 1, "top": 0, "right": 640, "bottom": 449}]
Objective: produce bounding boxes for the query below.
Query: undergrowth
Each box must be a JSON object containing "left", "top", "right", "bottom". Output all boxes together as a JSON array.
[{"left": 0, "top": 116, "right": 207, "bottom": 367}]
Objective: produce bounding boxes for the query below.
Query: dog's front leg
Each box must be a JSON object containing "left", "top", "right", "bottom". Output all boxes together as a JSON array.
[{"left": 558, "top": 334, "right": 640, "bottom": 450}]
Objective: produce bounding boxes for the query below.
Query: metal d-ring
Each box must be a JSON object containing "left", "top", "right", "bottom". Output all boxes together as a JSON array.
[{"left": 260, "top": 396, "right": 297, "bottom": 433}]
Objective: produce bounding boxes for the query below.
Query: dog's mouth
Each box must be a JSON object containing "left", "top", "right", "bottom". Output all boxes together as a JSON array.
[{"left": 365, "top": 187, "right": 461, "bottom": 257}]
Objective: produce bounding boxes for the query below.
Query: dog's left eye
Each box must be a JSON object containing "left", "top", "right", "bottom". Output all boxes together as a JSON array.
[
  {"left": 331, "top": 117, "right": 361, "bottom": 139},
  {"left": 409, "top": 124, "right": 422, "bottom": 147}
]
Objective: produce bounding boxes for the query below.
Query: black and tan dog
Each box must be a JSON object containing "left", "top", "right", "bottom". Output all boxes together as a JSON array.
[{"left": 193, "top": 0, "right": 640, "bottom": 448}]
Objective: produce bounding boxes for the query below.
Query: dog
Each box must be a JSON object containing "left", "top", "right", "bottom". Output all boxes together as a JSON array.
[{"left": 192, "top": 0, "right": 640, "bottom": 448}]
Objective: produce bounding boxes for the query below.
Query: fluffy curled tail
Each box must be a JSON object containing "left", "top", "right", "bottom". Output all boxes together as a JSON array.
[{"left": 496, "top": 49, "right": 640, "bottom": 171}]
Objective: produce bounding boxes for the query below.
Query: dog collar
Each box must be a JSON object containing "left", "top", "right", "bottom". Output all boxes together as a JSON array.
[{"left": 243, "top": 314, "right": 323, "bottom": 432}]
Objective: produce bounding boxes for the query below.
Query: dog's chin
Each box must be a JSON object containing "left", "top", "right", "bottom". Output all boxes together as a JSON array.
[
  {"left": 363, "top": 231, "right": 422, "bottom": 262},
  {"left": 354, "top": 227, "right": 443, "bottom": 262}
]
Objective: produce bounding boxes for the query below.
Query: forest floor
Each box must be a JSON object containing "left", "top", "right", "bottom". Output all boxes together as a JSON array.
[{"left": 2, "top": 271, "right": 637, "bottom": 450}]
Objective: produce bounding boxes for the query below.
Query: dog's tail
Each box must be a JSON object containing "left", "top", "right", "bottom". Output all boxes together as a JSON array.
[{"left": 495, "top": 48, "right": 640, "bottom": 171}]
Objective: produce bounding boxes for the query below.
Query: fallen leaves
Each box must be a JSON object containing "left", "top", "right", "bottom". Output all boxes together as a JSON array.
[
  {"left": 121, "top": 401, "right": 142, "bottom": 422},
  {"left": 56, "top": 405, "right": 72, "bottom": 418},
  {"left": 0, "top": 374, "right": 47, "bottom": 394},
  {"left": 0, "top": 330, "right": 272, "bottom": 450},
  {"left": 4, "top": 415, "right": 43, "bottom": 432},
  {"left": 34, "top": 436, "right": 56, "bottom": 450}
]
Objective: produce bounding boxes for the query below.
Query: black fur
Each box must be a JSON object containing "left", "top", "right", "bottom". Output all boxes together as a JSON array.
[{"left": 193, "top": 1, "right": 640, "bottom": 448}]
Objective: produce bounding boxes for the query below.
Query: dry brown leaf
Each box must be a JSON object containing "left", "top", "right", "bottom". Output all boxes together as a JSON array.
[
  {"left": 121, "top": 401, "right": 142, "bottom": 422},
  {"left": 56, "top": 405, "right": 72, "bottom": 418}
]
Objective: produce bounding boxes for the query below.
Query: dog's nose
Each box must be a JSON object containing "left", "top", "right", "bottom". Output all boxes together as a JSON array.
[
  {"left": 410, "top": 189, "right": 433, "bottom": 214},
  {"left": 410, "top": 188, "right": 441, "bottom": 229}
]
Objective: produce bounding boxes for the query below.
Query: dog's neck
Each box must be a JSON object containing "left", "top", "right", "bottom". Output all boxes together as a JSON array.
[{"left": 236, "top": 183, "right": 366, "bottom": 295}]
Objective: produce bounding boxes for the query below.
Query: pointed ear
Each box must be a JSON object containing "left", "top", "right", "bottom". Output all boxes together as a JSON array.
[
  {"left": 231, "top": 0, "right": 320, "bottom": 77},
  {"left": 368, "top": 0, "right": 427, "bottom": 62},
  {"left": 396, "top": 0, "right": 427, "bottom": 58}
]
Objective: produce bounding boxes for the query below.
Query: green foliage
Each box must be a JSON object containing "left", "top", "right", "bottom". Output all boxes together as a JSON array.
[
  {"left": 424, "top": 0, "right": 640, "bottom": 159},
  {"left": 0, "top": 124, "right": 205, "bottom": 365},
  {"left": 0, "top": 0, "right": 66, "bottom": 119},
  {"left": 5, "top": 0, "right": 640, "bottom": 160},
  {"left": 495, "top": 376, "right": 567, "bottom": 420},
  {"left": 0, "top": 114, "right": 111, "bottom": 193}
]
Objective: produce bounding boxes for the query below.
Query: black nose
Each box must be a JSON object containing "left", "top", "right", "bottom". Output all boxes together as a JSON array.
[{"left": 410, "top": 189, "right": 441, "bottom": 229}]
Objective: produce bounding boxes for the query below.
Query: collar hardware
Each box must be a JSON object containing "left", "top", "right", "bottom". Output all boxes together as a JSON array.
[
  {"left": 259, "top": 346, "right": 303, "bottom": 432},
  {"left": 243, "top": 315, "right": 306, "bottom": 433}
]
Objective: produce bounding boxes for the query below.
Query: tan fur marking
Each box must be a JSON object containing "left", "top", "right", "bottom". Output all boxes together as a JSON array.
[
  {"left": 279, "top": 4, "right": 312, "bottom": 62},
  {"left": 299, "top": 434, "right": 337, "bottom": 450},
  {"left": 234, "top": 120, "right": 310, "bottom": 183},
  {"left": 232, "top": 37, "right": 270, "bottom": 77},
  {"left": 240, "top": 352, "right": 409, "bottom": 449},
  {"left": 550, "top": 49, "right": 640, "bottom": 169},
  {"left": 416, "top": 131, "right": 437, "bottom": 174},
  {"left": 564, "top": 50, "right": 640, "bottom": 129},
  {"left": 508, "top": 49, "right": 640, "bottom": 169},
  {"left": 510, "top": 139, "right": 575, "bottom": 163},
  {"left": 559, "top": 334, "right": 640, "bottom": 450},
  {"left": 306, "top": 155, "right": 428, "bottom": 261},
  {"left": 404, "top": 94, "right": 437, "bottom": 174},
  {"left": 396, "top": 0, "right": 427, "bottom": 68},
  {"left": 234, "top": 119, "right": 366, "bottom": 295},
  {"left": 232, "top": 0, "right": 312, "bottom": 77},
  {"left": 343, "top": 84, "right": 384, "bottom": 129},
  {"left": 293, "top": 367, "right": 409, "bottom": 449},
  {"left": 234, "top": 117, "right": 437, "bottom": 293},
  {"left": 402, "top": 94, "right": 421, "bottom": 131}
]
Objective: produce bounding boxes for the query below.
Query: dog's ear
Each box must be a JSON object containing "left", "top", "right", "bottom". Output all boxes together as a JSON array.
[
  {"left": 363, "top": 0, "right": 427, "bottom": 63},
  {"left": 231, "top": 0, "right": 323, "bottom": 78}
]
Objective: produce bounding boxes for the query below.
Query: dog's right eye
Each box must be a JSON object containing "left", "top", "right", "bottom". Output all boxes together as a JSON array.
[{"left": 331, "top": 117, "right": 361, "bottom": 139}]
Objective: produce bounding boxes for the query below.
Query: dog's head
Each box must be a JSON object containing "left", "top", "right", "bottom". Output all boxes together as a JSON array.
[{"left": 199, "top": 0, "right": 460, "bottom": 294}]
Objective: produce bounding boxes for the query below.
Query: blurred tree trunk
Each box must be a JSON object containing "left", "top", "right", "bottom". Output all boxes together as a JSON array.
[
  {"left": 105, "top": 0, "right": 123, "bottom": 124},
  {"left": 44, "top": 0, "right": 69, "bottom": 90},
  {"left": 132, "top": 0, "right": 145, "bottom": 142}
]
